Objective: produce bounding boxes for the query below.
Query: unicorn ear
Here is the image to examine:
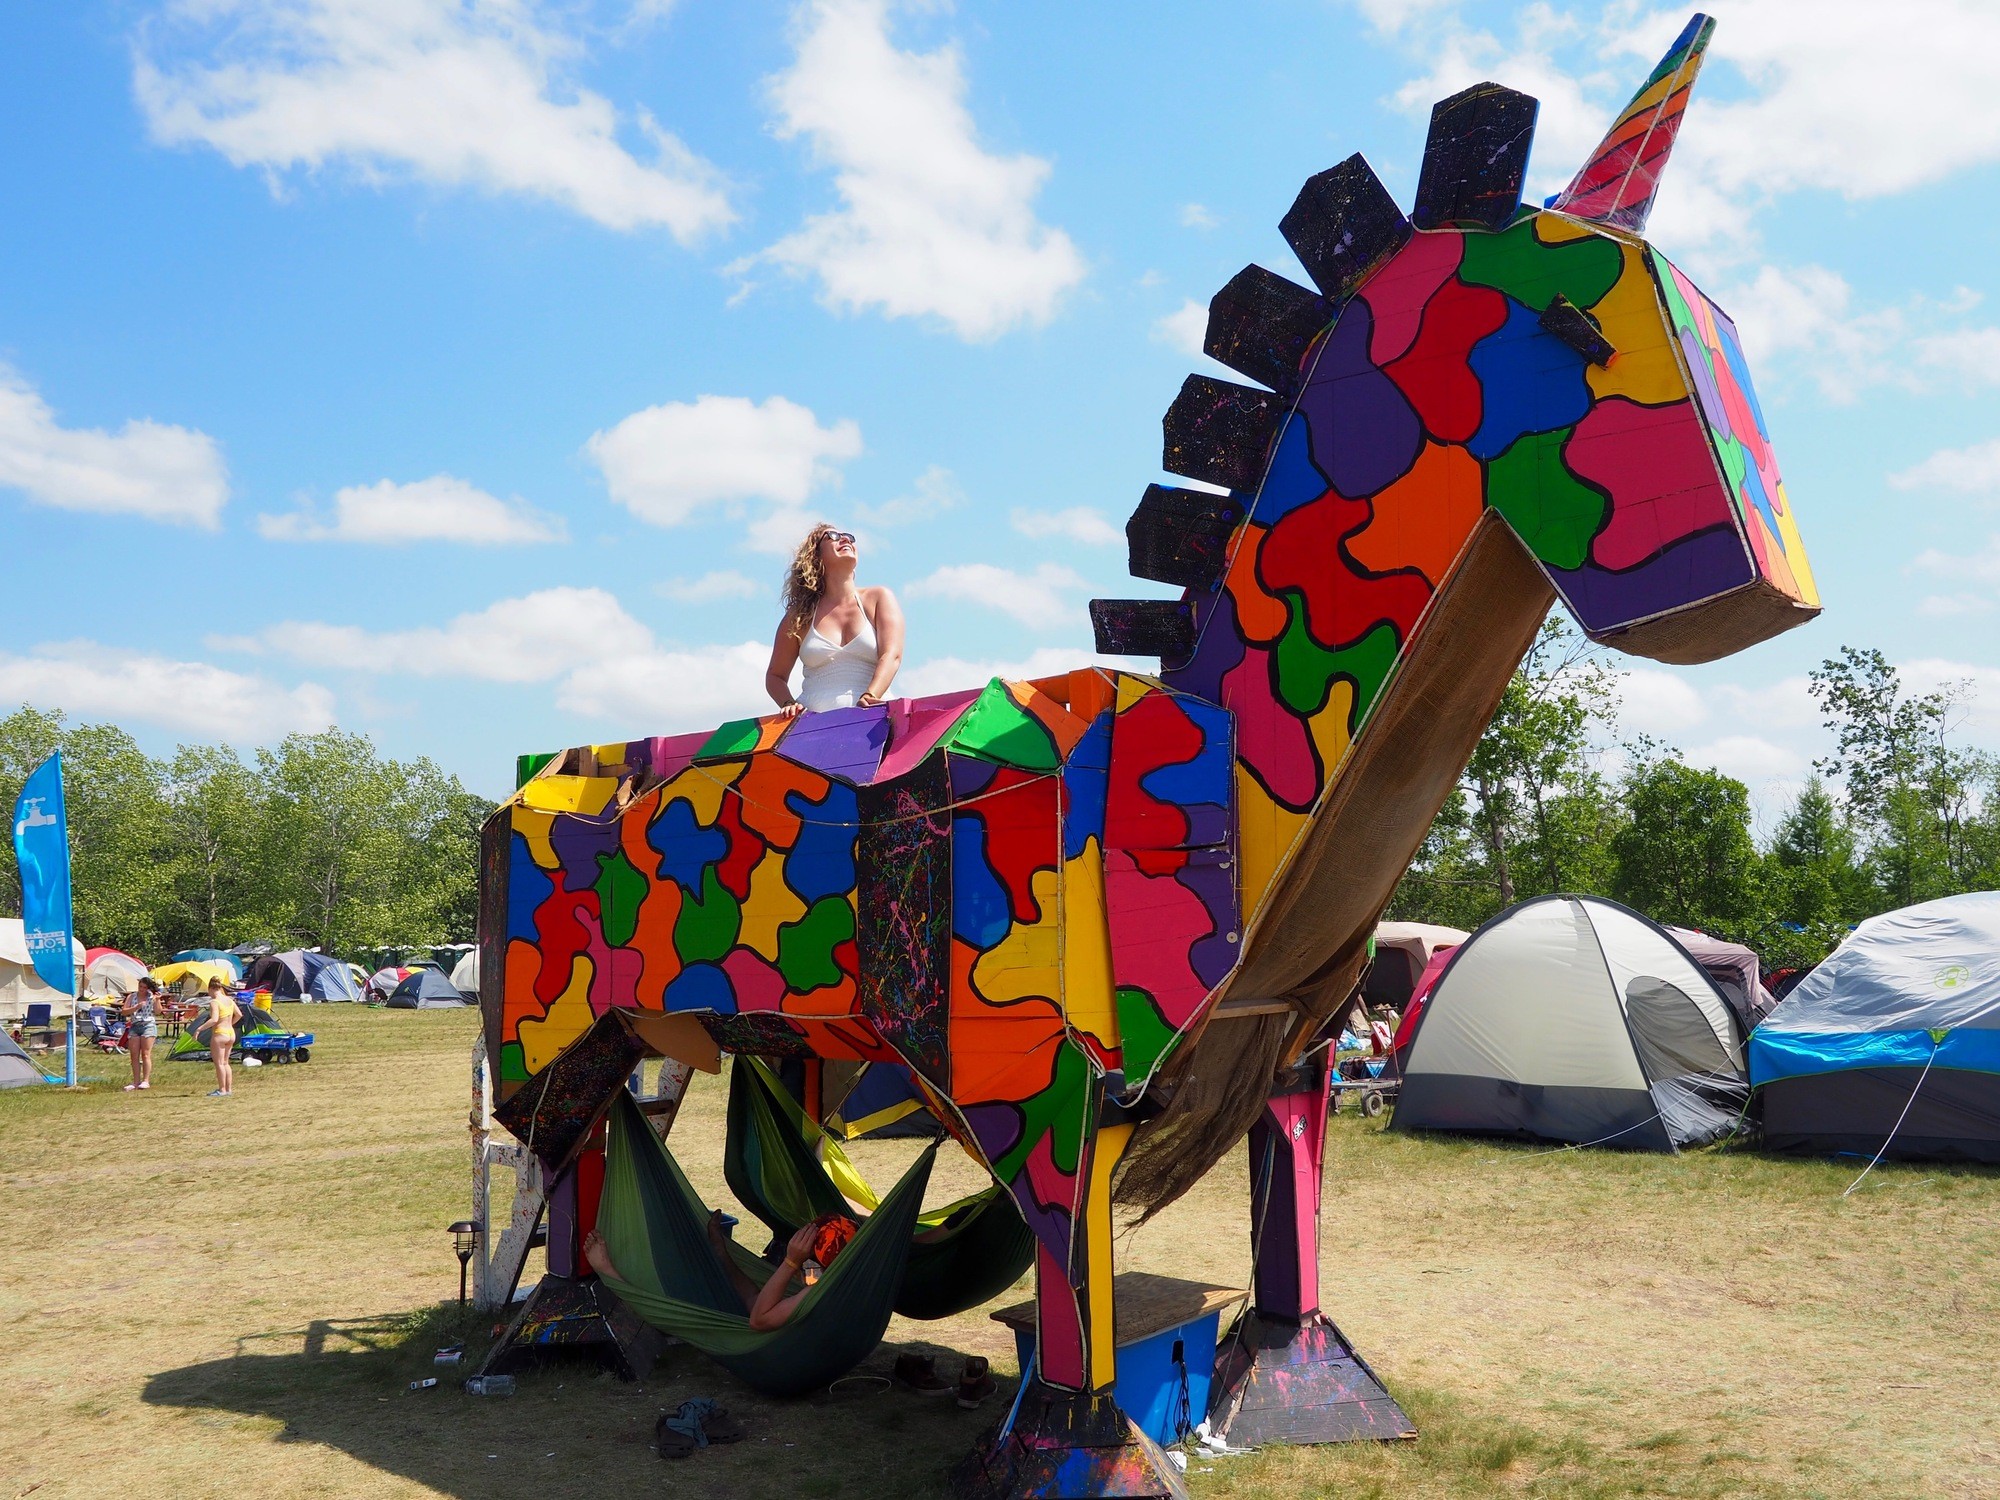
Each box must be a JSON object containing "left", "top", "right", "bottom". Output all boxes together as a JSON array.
[{"left": 1550, "top": 13, "right": 1715, "bottom": 233}]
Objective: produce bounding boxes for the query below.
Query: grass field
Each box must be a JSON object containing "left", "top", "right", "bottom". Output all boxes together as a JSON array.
[{"left": 2, "top": 1006, "right": 1995, "bottom": 1499}]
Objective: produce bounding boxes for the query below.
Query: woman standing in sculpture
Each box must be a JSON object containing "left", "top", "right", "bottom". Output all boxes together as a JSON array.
[{"left": 765, "top": 524, "right": 903, "bottom": 716}]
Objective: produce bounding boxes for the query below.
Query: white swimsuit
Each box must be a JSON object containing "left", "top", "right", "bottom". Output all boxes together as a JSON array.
[{"left": 797, "top": 611, "right": 881, "bottom": 711}]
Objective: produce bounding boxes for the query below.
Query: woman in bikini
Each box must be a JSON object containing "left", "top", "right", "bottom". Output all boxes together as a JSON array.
[
  {"left": 195, "top": 976, "right": 239, "bottom": 1097},
  {"left": 764, "top": 524, "right": 904, "bottom": 716}
]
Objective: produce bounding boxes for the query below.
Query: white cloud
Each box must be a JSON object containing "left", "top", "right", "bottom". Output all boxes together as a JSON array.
[
  {"left": 753, "top": 0, "right": 1086, "bottom": 340},
  {"left": 1011, "top": 507, "right": 1123, "bottom": 547},
  {"left": 134, "top": 0, "right": 733, "bottom": 239},
  {"left": 657, "top": 570, "right": 762, "bottom": 605},
  {"left": 236, "top": 583, "right": 774, "bottom": 732},
  {"left": 1712, "top": 263, "right": 1911, "bottom": 404},
  {"left": 1891, "top": 438, "right": 2000, "bottom": 495},
  {"left": 1901, "top": 658, "right": 2000, "bottom": 738},
  {"left": 1615, "top": 668, "right": 1707, "bottom": 739},
  {"left": 897, "top": 645, "right": 1099, "bottom": 699},
  {"left": 0, "top": 642, "right": 332, "bottom": 738},
  {"left": 1153, "top": 299, "right": 1209, "bottom": 358},
  {"left": 1178, "top": 202, "right": 1219, "bottom": 230},
  {"left": 905, "top": 561, "right": 1089, "bottom": 629},
  {"left": 1710, "top": 675, "right": 1820, "bottom": 733},
  {"left": 854, "top": 463, "right": 962, "bottom": 528},
  {"left": 1917, "top": 592, "right": 1993, "bottom": 619},
  {"left": 257, "top": 474, "right": 565, "bottom": 544},
  {"left": 1683, "top": 733, "right": 1808, "bottom": 785},
  {"left": 1910, "top": 535, "right": 2000, "bottom": 584},
  {"left": 585, "top": 394, "right": 861, "bottom": 539},
  {"left": 0, "top": 367, "right": 227, "bottom": 527},
  {"left": 1913, "top": 327, "right": 2000, "bottom": 388}
]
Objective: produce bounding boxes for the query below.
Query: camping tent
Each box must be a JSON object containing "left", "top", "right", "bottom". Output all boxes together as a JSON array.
[
  {"left": 1394, "top": 895, "right": 1749, "bottom": 1151},
  {"left": 366, "top": 965, "right": 414, "bottom": 999},
  {"left": 0, "top": 1029, "right": 46, "bottom": 1088},
  {"left": 385, "top": 969, "right": 468, "bottom": 1009},
  {"left": 0, "top": 921, "right": 85, "bottom": 1022},
  {"left": 1752, "top": 892, "right": 2000, "bottom": 1163},
  {"left": 246, "top": 950, "right": 362, "bottom": 1002},
  {"left": 1364, "top": 921, "right": 1468, "bottom": 1012},
  {"left": 1666, "top": 927, "right": 1775, "bottom": 1038},
  {"left": 449, "top": 949, "right": 479, "bottom": 996},
  {"left": 167, "top": 949, "right": 245, "bottom": 979},
  {"left": 84, "top": 948, "right": 151, "bottom": 998},
  {"left": 152, "top": 959, "right": 237, "bottom": 996}
]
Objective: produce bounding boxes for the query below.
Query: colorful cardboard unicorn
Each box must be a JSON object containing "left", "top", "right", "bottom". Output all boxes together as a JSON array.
[{"left": 480, "top": 16, "right": 1814, "bottom": 1495}]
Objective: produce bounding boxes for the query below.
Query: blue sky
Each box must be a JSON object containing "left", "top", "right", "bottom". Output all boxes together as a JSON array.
[{"left": 2, "top": 0, "right": 1997, "bottom": 814}]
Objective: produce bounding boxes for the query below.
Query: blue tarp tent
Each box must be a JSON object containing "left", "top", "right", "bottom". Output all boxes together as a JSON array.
[
  {"left": 248, "top": 950, "right": 362, "bottom": 1002},
  {"left": 1752, "top": 892, "right": 2000, "bottom": 1163},
  {"left": 386, "top": 969, "right": 468, "bottom": 1009}
]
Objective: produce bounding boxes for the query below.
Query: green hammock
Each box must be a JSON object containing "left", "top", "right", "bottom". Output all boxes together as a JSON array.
[
  {"left": 724, "top": 1058, "right": 1035, "bottom": 1321},
  {"left": 595, "top": 1091, "right": 935, "bottom": 1398}
]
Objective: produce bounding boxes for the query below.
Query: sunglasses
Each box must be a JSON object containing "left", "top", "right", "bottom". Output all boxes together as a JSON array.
[{"left": 823, "top": 530, "right": 856, "bottom": 546}]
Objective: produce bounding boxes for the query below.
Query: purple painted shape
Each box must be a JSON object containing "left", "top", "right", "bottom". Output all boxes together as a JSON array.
[
  {"left": 963, "top": 1100, "right": 1023, "bottom": 1164},
  {"left": 775, "top": 705, "right": 890, "bottom": 784},
  {"left": 1550, "top": 526, "right": 1752, "bottom": 633},
  {"left": 950, "top": 751, "right": 1001, "bottom": 798},
  {"left": 1678, "top": 328, "right": 1733, "bottom": 446},
  {"left": 1293, "top": 299, "right": 1424, "bottom": 502},
  {"left": 548, "top": 816, "right": 618, "bottom": 893},
  {"left": 1178, "top": 849, "right": 1241, "bottom": 988},
  {"left": 1182, "top": 802, "right": 1229, "bottom": 848},
  {"left": 875, "top": 689, "right": 980, "bottom": 783},
  {"left": 1163, "top": 584, "right": 1247, "bottom": 704}
]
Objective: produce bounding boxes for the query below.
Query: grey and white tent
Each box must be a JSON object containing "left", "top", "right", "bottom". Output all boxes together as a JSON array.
[
  {"left": 0, "top": 1029, "right": 46, "bottom": 1089},
  {"left": 385, "top": 969, "right": 468, "bottom": 1009},
  {"left": 1393, "top": 895, "right": 1749, "bottom": 1151}
]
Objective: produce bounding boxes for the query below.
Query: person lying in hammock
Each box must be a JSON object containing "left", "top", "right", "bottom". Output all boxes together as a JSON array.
[{"left": 583, "top": 1210, "right": 859, "bottom": 1331}]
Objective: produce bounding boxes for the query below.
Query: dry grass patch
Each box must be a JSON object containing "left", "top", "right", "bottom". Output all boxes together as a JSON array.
[{"left": 2, "top": 1008, "right": 1995, "bottom": 1498}]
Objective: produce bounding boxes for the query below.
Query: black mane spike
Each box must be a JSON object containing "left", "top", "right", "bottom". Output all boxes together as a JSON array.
[
  {"left": 1161, "top": 375, "right": 1285, "bottom": 493},
  {"left": 1090, "top": 599, "right": 1195, "bottom": 663},
  {"left": 1412, "top": 83, "right": 1538, "bottom": 231},
  {"left": 1204, "top": 265, "right": 1329, "bottom": 396},
  {"left": 1280, "top": 154, "right": 1411, "bottom": 302},
  {"left": 1126, "top": 484, "right": 1242, "bottom": 591}
]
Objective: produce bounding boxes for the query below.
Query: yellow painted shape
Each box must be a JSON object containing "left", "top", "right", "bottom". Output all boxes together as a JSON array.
[
  {"left": 1085, "top": 1121, "right": 1133, "bottom": 1391},
  {"left": 519, "top": 775, "right": 619, "bottom": 816},
  {"left": 1233, "top": 767, "right": 1310, "bottom": 932},
  {"left": 1770, "top": 479, "right": 1820, "bottom": 606},
  {"left": 1586, "top": 244, "right": 1688, "bottom": 408},
  {"left": 972, "top": 867, "right": 1062, "bottom": 1006},
  {"left": 1059, "top": 840, "right": 1118, "bottom": 1048},
  {"left": 1533, "top": 211, "right": 1596, "bottom": 245},
  {"left": 738, "top": 852, "right": 808, "bottom": 959},
  {"left": 517, "top": 954, "right": 596, "bottom": 1074},
  {"left": 512, "top": 806, "right": 558, "bottom": 870},
  {"left": 1306, "top": 678, "right": 1360, "bottom": 794},
  {"left": 659, "top": 759, "right": 745, "bottom": 826},
  {"left": 1114, "top": 674, "right": 1154, "bottom": 713}
]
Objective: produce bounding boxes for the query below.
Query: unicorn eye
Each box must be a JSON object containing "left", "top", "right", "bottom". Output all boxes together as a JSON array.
[{"left": 1540, "top": 294, "right": 1615, "bottom": 366}]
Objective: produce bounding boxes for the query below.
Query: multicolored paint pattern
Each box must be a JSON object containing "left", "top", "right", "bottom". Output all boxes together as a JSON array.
[
  {"left": 488, "top": 12, "right": 1815, "bottom": 1420},
  {"left": 1550, "top": 13, "right": 1714, "bottom": 233}
]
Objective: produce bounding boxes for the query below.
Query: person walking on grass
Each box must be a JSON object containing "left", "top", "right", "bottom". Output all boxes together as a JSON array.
[
  {"left": 194, "top": 976, "right": 239, "bottom": 1097},
  {"left": 121, "top": 976, "right": 160, "bottom": 1092}
]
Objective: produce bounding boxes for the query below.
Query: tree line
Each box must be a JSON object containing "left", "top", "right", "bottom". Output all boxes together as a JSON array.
[
  {"left": 0, "top": 708, "right": 493, "bottom": 959},
  {"left": 1389, "top": 629, "right": 2000, "bottom": 970}
]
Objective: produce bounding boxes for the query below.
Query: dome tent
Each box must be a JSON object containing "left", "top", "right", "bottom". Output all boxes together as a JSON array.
[
  {"left": 385, "top": 968, "right": 468, "bottom": 1009},
  {"left": 84, "top": 948, "right": 151, "bottom": 998},
  {"left": 1752, "top": 892, "right": 2000, "bottom": 1163},
  {"left": 1393, "top": 895, "right": 1748, "bottom": 1151},
  {"left": 246, "top": 950, "right": 362, "bottom": 1002},
  {"left": 1364, "top": 921, "right": 1467, "bottom": 1012}
]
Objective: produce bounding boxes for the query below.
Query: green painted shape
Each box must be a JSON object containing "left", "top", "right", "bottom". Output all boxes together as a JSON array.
[
  {"left": 515, "top": 752, "right": 555, "bottom": 789},
  {"left": 697, "top": 719, "right": 763, "bottom": 760},
  {"left": 993, "top": 1042, "right": 1092, "bottom": 1184},
  {"left": 1486, "top": 427, "right": 1607, "bottom": 572},
  {"left": 944, "top": 679, "right": 1061, "bottom": 771},
  {"left": 594, "top": 847, "right": 648, "bottom": 948},
  {"left": 776, "top": 895, "right": 854, "bottom": 992},
  {"left": 675, "top": 865, "right": 741, "bottom": 963},
  {"left": 499, "top": 1040, "right": 529, "bottom": 1083},
  {"left": 1459, "top": 217, "right": 1624, "bottom": 312},
  {"left": 1275, "top": 599, "right": 1404, "bottom": 731},
  {"left": 1116, "top": 985, "right": 1179, "bottom": 1083}
]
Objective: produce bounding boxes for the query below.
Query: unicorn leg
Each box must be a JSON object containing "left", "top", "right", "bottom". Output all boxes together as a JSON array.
[{"left": 953, "top": 1072, "right": 1187, "bottom": 1500}]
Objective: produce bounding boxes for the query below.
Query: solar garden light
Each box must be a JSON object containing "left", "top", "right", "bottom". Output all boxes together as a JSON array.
[{"left": 448, "top": 1220, "right": 479, "bottom": 1307}]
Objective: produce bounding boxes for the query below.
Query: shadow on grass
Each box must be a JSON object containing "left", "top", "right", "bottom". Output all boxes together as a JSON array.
[{"left": 143, "top": 1304, "right": 1009, "bottom": 1500}]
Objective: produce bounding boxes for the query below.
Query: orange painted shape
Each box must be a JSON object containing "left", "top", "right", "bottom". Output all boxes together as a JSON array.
[
  {"left": 735, "top": 752, "right": 827, "bottom": 851},
  {"left": 1346, "top": 441, "right": 1485, "bottom": 587},
  {"left": 1228, "top": 525, "right": 1289, "bottom": 644},
  {"left": 947, "top": 936, "right": 1067, "bottom": 1108}
]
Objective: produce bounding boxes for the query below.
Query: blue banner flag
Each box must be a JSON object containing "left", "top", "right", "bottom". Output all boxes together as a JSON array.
[{"left": 13, "top": 753, "right": 74, "bottom": 995}]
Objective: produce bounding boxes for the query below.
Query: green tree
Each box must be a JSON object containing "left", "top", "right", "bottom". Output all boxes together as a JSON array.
[
  {"left": 1610, "top": 747, "right": 1759, "bottom": 935},
  {"left": 160, "top": 743, "right": 266, "bottom": 952}
]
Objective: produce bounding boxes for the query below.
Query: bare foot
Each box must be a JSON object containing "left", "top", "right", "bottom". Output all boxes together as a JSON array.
[{"left": 582, "top": 1228, "right": 619, "bottom": 1281}]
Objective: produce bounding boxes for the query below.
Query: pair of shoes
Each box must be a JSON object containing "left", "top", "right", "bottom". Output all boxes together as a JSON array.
[
  {"left": 207, "top": 1089, "right": 229, "bottom": 1097},
  {"left": 957, "top": 1356, "right": 997, "bottom": 1409},
  {"left": 893, "top": 1352, "right": 953, "bottom": 1396},
  {"left": 123, "top": 1083, "right": 140, "bottom": 1091},
  {"left": 654, "top": 1399, "right": 743, "bottom": 1460}
]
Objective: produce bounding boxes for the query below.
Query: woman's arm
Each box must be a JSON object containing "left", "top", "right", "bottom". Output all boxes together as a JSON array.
[
  {"left": 747, "top": 1224, "right": 817, "bottom": 1331},
  {"left": 765, "top": 618, "right": 806, "bottom": 719},
  {"left": 859, "top": 588, "right": 904, "bottom": 706}
]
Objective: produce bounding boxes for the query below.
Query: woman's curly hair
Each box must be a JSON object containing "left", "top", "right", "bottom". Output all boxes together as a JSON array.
[{"left": 781, "top": 522, "right": 837, "bottom": 639}]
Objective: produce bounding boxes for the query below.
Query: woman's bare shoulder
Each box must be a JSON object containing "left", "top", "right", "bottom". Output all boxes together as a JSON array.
[{"left": 861, "top": 584, "right": 901, "bottom": 611}]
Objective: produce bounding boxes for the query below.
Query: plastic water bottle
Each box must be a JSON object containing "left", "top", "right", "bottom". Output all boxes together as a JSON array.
[{"left": 465, "top": 1375, "right": 515, "bottom": 1397}]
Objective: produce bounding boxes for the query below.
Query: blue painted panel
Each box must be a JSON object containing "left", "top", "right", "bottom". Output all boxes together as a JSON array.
[{"left": 1010, "top": 1308, "right": 1222, "bottom": 1446}]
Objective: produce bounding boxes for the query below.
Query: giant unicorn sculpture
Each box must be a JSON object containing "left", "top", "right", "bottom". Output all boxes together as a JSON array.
[{"left": 479, "top": 16, "right": 1814, "bottom": 1497}]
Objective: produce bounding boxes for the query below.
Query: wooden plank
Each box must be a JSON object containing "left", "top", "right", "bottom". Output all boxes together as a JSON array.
[{"left": 991, "top": 1271, "right": 1245, "bottom": 1348}]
